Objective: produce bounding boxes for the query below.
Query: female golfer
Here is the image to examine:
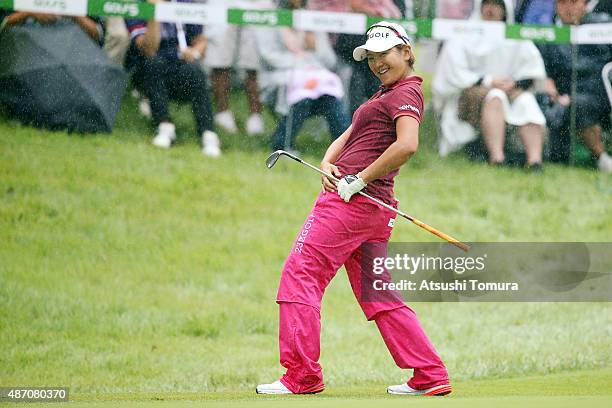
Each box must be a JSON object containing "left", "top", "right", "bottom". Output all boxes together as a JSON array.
[{"left": 257, "top": 22, "right": 451, "bottom": 396}]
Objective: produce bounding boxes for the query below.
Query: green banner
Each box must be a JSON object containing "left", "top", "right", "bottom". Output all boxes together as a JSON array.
[
  {"left": 87, "top": 0, "right": 154, "bottom": 20},
  {"left": 228, "top": 8, "right": 292, "bottom": 27},
  {"left": 506, "top": 24, "right": 571, "bottom": 44},
  {"left": 0, "top": 0, "right": 589, "bottom": 44},
  {"left": 0, "top": 0, "right": 13, "bottom": 10}
]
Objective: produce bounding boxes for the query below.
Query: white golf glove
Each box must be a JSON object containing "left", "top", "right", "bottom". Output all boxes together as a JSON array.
[{"left": 337, "top": 173, "right": 367, "bottom": 202}]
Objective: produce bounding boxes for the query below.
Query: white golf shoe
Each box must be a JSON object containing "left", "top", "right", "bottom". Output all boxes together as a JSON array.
[
  {"left": 246, "top": 113, "right": 265, "bottom": 135},
  {"left": 387, "top": 383, "right": 452, "bottom": 396},
  {"left": 214, "top": 110, "right": 238, "bottom": 134},
  {"left": 202, "top": 130, "right": 221, "bottom": 157},
  {"left": 597, "top": 152, "right": 612, "bottom": 173},
  {"left": 152, "top": 122, "right": 176, "bottom": 148},
  {"left": 255, "top": 380, "right": 292, "bottom": 394}
]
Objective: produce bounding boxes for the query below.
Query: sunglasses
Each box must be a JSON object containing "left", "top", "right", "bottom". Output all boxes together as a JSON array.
[{"left": 366, "top": 24, "right": 410, "bottom": 45}]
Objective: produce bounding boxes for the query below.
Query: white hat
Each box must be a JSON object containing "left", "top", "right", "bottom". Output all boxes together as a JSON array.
[{"left": 353, "top": 21, "right": 412, "bottom": 62}]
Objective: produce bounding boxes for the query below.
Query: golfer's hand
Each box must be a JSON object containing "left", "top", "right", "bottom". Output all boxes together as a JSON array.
[
  {"left": 320, "top": 161, "right": 340, "bottom": 193},
  {"left": 337, "top": 174, "right": 367, "bottom": 202}
]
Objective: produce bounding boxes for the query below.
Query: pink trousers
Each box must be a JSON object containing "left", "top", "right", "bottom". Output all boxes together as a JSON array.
[{"left": 276, "top": 192, "right": 449, "bottom": 393}]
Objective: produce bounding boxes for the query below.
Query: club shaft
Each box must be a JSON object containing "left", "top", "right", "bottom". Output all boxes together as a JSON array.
[{"left": 292, "top": 156, "right": 470, "bottom": 252}]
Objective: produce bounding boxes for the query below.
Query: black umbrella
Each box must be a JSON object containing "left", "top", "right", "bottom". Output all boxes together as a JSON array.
[{"left": 0, "top": 21, "right": 128, "bottom": 133}]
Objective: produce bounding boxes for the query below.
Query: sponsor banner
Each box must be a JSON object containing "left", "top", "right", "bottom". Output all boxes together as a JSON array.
[
  {"left": 293, "top": 10, "right": 366, "bottom": 35},
  {"left": 3, "top": 1, "right": 606, "bottom": 44},
  {"left": 88, "top": 0, "right": 153, "bottom": 20},
  {"left": 432, "top": 18, "right": 505, "bottom": 41},
  {"left": 154, "top": 1, "right": 226, "bottom": 25},
  {"left": 227, "top": 8, "right": 292, "bottom": 27},
  {"left": 506, "top": 24, "right": 570, "bottom": 44},
  {"left": 13, "top": 0, "right": 87, "bottom": 16},
  {"left": 360, "top": 242, "right": 612, "bottom": 302},
  {"left": 571, "top": 23, "right": 612, "bottom": 44}
]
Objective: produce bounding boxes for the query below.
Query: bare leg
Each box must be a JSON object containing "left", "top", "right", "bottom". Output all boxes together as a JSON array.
[
  {"left": 246, "top": 70, "right": 262, "bottom": 114},
  {"left": 481, "top": 96, "right": 506, "bottom": 164},
  {"left": 518, "top": 123, "right": 544, "bottom": 165},
  {"left": 579, "top": 124, "right": 604, "bottom": 158},
  {"left": 212, "top": 68, "right": 231, "bottom": 112}
]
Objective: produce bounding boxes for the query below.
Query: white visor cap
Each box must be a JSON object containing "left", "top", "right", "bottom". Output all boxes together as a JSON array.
[{"left": 353, "top": 21, "right": 411, "bottom": 62}]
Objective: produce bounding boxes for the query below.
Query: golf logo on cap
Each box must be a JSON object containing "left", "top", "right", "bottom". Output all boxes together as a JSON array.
[
  {"left": 352, "top": 21, "right": 411, "bottom": 62},
  {"left": 369, "top": 32, "right": 391, "bottom": 39}
]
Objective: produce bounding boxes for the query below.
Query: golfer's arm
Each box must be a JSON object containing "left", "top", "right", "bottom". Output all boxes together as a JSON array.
[
  {"left": 322, "top": 125, "right": 352, "bottom": 165},
  {"left": 135, "top": 21, "right": 162, "bottom": 58},
  {"left": 360, "top": 116, "right": 419, "bottom": 183}
]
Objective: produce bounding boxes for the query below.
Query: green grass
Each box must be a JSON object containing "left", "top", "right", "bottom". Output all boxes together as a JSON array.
[{"left": 0, "top": 86, "right": 611, "bottom": 405}]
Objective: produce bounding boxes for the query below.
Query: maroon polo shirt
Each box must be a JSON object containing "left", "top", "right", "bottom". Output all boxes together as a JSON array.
[{"left": 335, "top": 75, "right": 424, "bottom": 206}]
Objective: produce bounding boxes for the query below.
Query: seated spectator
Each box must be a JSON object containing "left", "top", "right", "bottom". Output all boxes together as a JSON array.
[
  {"left": 198, "top": 0, "right": 272, "bottom": 136},
  {"left": 125, "top": 0, "right": 220, "bottom": 156},
  {"left": 537, "top": 0, "right": 612, "bottom": 172},
  {"left": 515, "top": 0, "right": 556, "bottom": 24},
  {"left": 433, "top": 0, "right": 547, "bottom": 169},
  {"left": 255, "top": 0, "right": 350, "bottom": 153},
  {"left": 0, "top": 10, "right": 104, "bottom": 44}
]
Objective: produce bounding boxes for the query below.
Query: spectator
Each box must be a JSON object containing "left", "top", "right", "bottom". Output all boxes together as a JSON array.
[
  {"left": 334, "top": 0, "right": 403, "bottom": 115},
  {"left": 433, "top": 0, "right": 547, "bottom": 169},
  {"left": 255, "top": 0, "right": 350, "bottom": 152},
  {"left": 198, "top": 0, "right": 271, "bottom": 136},
  {"left": 515, "top": 0, "right": 556, "bottom": 24},
  {"left": 125, "top": 0, "right": 220, "bottom": 156},
  {"left": 0, "top": 10, "right": 105, "bottom": 45},
  {"left": 537, "top": 0, "right": 612, "bottom": 171}
]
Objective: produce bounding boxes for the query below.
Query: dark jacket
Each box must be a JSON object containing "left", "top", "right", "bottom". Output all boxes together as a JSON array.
[{"left": 537, "top": 12, "right": 612, "bottom": 100}]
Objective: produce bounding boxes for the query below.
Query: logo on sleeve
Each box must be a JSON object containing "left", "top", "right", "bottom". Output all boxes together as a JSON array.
[{"left": 398, "top": 104, "right": 420, "bottom": 115}]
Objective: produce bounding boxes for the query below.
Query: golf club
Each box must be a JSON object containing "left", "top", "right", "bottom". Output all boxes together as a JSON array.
[{"left": 266, "top": 150, "right": 470, "bottom": 252}]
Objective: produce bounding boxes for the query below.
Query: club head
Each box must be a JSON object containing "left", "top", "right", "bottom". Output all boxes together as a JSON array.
[
  {"left": 266, "top": 150, "right": 300, "bottom": 169},
  {"left": 266, "top": 151, "right": 283, "bottom": 169}
]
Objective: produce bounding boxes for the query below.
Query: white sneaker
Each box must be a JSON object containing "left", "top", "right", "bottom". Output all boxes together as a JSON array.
[
  {"left": 202, "top": 130, "right": 221, "bottom": 157},
  {"left": 387, "top": 383, "right": 452, "bottom": 396},
  {"left": 214, "top": 110, "right": 238, "bottom": 134},
  {"left": 152, "top": 122, "right": 176, "bottom": 149},
  {"left": 256, "top": 380, "right": 292, "bottom": 395},
  {"left": 597, "top": 152, "right": 612, "bottom": 173},
  {"left": 246, "top": 113, "right": 265, "bottom": 135}
]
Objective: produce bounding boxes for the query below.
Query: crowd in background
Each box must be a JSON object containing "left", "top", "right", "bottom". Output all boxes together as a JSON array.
[{"left": 0, "top": 0, "right": 610, "bottom": 172}]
